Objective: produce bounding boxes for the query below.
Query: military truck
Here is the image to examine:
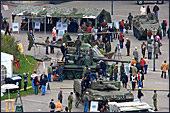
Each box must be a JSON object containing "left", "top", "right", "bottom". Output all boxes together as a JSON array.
[
  {"left": 133, "top": 13, "right": 162, "bottom": 40},
  {"left": 73, "top": 79, "right": 134, "bottom": 108},
  {"left": 136, "top": 0, "right": 164, "bottom": 5}
]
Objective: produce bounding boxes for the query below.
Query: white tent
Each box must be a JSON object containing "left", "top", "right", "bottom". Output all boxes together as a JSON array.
[{"left": 1, "top": 52, "right": 14, "bottom": 78}]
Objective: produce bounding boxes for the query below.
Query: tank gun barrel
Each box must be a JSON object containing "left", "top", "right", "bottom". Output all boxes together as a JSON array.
[{"left": 93, "top": 57, "right": 131, "bottom": 63}]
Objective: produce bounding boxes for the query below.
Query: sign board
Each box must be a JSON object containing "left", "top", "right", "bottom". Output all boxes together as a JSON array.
[
  {"left": 15, "top": 105, "right": 24, "bottom": 112},
  {"left": 114, "top": 21, "right": 119, "bottom": 29},
  {"left": 90, "top": 101, "right": 99, "bottom": 112},
  {"left": 35, "top": 21, "right": 40, "bottom": 29},
  {"left": 3, "top": 5, "right": 9, "bottom": 10},
  {"left": 12, "top": 23, "right": 19, "bottom": 32},
  {"left": 108, "top": 23, "right": 113, "bottom": 28},
  {"left": 58, "top": 30, "right": 65, "bottom": 39},
  {"left": 62, "top": 23, "right": 68, "bottom": 31},
  {"left": 56, "top": 22, "right": 63, "bottom": 30}
]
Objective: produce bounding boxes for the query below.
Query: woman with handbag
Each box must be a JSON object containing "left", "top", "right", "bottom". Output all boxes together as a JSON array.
[{"left": 34, "top": 76, "right": 40, "bottom": 95}]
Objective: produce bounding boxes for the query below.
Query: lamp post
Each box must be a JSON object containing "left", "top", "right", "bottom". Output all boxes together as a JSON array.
[
  {"left": 152, "top": 28, "right": 157, "bottom": 72},
  {"left": 111, "top": 0, "right": 113, "bottom": 15}
]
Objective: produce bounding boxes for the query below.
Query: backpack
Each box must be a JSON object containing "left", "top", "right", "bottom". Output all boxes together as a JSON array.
[{"left": 50, "top": 102, "right": 55, "bottom": 109}]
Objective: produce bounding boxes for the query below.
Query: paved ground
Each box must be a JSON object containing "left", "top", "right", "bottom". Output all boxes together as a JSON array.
[{"left": 1, "top": 1, "right": 169, "bottom": 112}]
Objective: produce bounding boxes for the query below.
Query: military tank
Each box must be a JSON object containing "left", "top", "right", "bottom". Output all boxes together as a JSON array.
[
  {"left": 73, "top": 79, "right": 134, "bottom": 108},
  {"left": 133, "top": 13, "right": 162, "bottom": 40}
]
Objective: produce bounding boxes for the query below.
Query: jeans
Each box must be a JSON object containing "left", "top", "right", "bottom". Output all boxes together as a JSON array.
[
  {"left": 114, "top": 33, "right": 118, "bottom": 39},
  {"left": 138, "top": 81, "right": 143, "bottom": 88},
  {"left": 35, "top": 86, "right": 38, "bottom": 95},
  {"left": 144, "top": 65, "right": 148, "bottom": 74},
  {"left": 58, "top": 74, "right": 63, "bottom": 82},
  {"left": 155, "top": 12, "right": 158, "bottom": 19},
  {"left": 32, "top": 79, "right": 35, "bottom": 89},
  {"left": 148, "top": 52, "right": 152, "bottom": 59},
  {"left": 103, "top": 69, "right": 107, "bottom": 79},
  {"left": 46, "top": 46, "right": 49, "bottom": 54},
  {"left": 111, "top": 33, "right": 113, "bottom": 42},
  {"left": 84, "top": 102, "right": 89, "bottom": 112},
  {"left": 120, "top": 28, "right": 123, "bottom": 34},
  {"left": 119, "top": 41, "right": 123, "bottom": 49},
  {"left": 114, "top": 73, "right": 118, "bottom": 81},
  {"left": 41, "top": 85, "right": 46, "bottom": 95},
  {"left": 163, "top": 28, "right": 166, "bottom": 36},
  {"left": 48, "top": 74, "right": 51, "bottom": 82}
]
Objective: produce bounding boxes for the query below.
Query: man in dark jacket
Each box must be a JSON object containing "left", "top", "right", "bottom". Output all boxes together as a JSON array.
[
  {"left": 125, "top": 38, "right": 130, "bottom": 56},
  {"left": 81, "top": 77, "right": 86, "bottom": 95},
  {"left": 89, "top": 47, "right": 94, "bottom": 65},
  {"left": 85, "top": 68, "right": 91, "bottom": 89},
  {"left": 120, "top": 62, "right": 125, "bottom": 81},
  {"left": 61, "top": 43, "right": 66, "bottom": 61},
  {"left": 58, "top": 90, "right": 63, "bottom": 103},
  {"left": 121, "top": 72, "right": 128, "bottom": 88},
  {"left": 161, "top": 20, "right": 167, "bottom": 37},
  {"left": 100, "top": 61, "right": 107, "bottom": 79},
  {"left": 40, "top": 72, "right": 47, "bottom": 81},
  {"left": 137, "top": 87, "right": 144, "bottom": 101},
  {"left": 105, "top": 41, "right": 111, "bottom": 53},
  {"left": 127, "top": 13, "right": 133, "bottom": 30},
  {"left": 96, "top": 63, "right": 101, "bottom": 75},
  {"left": 136, "top": 62, "right": 144, "bottom": 73},
  {"left": 58, "top": 65, "right": 63, "bottom": 82},
  {"left": 75, "top": 37, "right": 82, "bottom": 56},
  {"left": 153, "top": 3, "right": 159, "bottom": 20},
  {"left": 40, "top": 75, "right": 48, "bottom": 95}
]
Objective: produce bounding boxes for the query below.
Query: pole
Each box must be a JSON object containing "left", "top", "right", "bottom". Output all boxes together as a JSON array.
[
  {"left": 111, "top": 0, "right": 113, "bottom": 15},
  {"left": 153, "top": 35, "right": 155, "bottom": 71},
  {"left": 44, "top": 16, "right": 46, "bottom": 35}
]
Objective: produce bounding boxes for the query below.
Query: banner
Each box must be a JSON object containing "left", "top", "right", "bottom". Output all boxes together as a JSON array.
[
  {"left": 56, "top": 22, "right": 62, "bottom": 30},
  {"left": 12, "top": 23, "right": 19, "bottom": 32},
  {"left": 35, "top": 21, "right": 40, "bottom": 29},
  {"left": 90, "top": 101, "right": 99, "bottom": 112},
  {"left": 58, "top": 30, "right": 65, "bottom": 39},
  {"left": 62, "top": 23, "right": 68, "bottom": 31}
]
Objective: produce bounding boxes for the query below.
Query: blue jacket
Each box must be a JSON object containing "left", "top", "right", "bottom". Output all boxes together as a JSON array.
[{"left": 162, "top": 22, "right": 167, "bottom": 29}]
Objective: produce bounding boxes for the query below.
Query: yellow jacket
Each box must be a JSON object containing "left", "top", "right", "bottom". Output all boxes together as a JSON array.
[
  {"left": 161, "top": 63, "right": 168, "bottom": 72},
  {"left": 131, "top": 59, "right": 136, "bottom": 65},
  {"left": 56, "top": 101, "right": 62, "bottom": 111}
]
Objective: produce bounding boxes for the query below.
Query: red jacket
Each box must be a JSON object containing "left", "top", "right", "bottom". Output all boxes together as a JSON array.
[
  {"left": 87, "top": 26, "right": 92, "bottom": 33},
  {"left": 119, "top": 33, "right": 123, "bottom": 41},
  {"left": 140, "top": 59, "right": 146, "bottom": 67},
  {"left": 120, "top": 21, "right": 125, "bottom": 29}
]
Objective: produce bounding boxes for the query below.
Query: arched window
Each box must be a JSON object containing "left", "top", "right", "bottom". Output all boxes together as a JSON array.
[{"left": 1, "top": 65, "right": 7, "bottom": 86}]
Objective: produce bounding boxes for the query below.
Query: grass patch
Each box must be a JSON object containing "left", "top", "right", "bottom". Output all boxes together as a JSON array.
[{"left": 1, "top": 88, "right": 41, "bottom": 100}]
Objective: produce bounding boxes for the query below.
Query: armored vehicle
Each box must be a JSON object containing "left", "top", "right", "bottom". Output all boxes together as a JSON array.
[
  {"left": 133, "top": 13, "right": 162, "bottom": 40},
  {"left": 73, "top": 79, "right": 134, "bottom": 108}
]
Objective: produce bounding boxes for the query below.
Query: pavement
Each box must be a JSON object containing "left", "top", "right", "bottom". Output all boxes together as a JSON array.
[{"left": 1, "top": 1, "right": 169, "bottom": 112}]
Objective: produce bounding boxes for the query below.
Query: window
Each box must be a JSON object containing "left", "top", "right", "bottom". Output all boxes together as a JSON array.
[{"left": 1, "top": 65, "right": 7, "bottom": 86}]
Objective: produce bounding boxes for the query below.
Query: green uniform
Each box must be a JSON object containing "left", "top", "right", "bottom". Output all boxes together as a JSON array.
[
  {"left": 68, "top": 94, "right": 73, "bottom": 112},
  {"left": 82, "top": 67, "right": 87, "bottom": 78},
  {"left": 89, "top": 49, "right": 94, "bottom": 65},
  {"left": 105, "top": 43, "right": 111, "bottom": 53},
  {"left": 109, "top": 63, "right": 116, "bottom": 79},
  {"left": 75, "top": 39, "right": 82, "bottom": 55},
  {"left": 152, "top": 93, "right": 157, "bottom": 110},
  {"left": 120, "top": 64, "right": 125, "bottom": 81}
]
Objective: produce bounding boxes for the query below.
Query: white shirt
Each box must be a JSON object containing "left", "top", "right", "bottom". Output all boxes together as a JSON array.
[
  {"left": 140, "top": 7, "right": 146, "bottom": 15},
  {"left": 31, "top": 73, "right": 37, "bottom": 79}
]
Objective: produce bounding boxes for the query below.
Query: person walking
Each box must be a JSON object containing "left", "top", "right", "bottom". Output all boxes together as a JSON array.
[
  {"left": 40, "top": 75, "right": 48, "bottom": 95},
  {"left": 137, "top": 87, "right": 144, "bottom": 101},
  {"left": 113, "top": 63, "right": 118, "bottom": 81},
  {"left": 161, "top": 60, "right": 168, "bottom": 79},
  {"left": 49, "top": 99, "right": 56, "bottom": 112},
  {"left": 31, "top": 71, "right": 37, "bottom": 89},
  {"left": 45, "top": 37, "right": 50, "bottom": 55},
  {"left": 105, "top": 41, "right": 111, "bottom": 53},
  {"left": 147, "top": 42, "right": 153, "bottom": 59},
  {"left": 161, "top": 20, "right": 167, "bottom": 37},
  {"left": 68, "top": 92, "right": 73, "bottom": 112},
  {"left": 83, "top": 65, "right": 88, "bottom": 78},
  {"left": 133, "top": 47, "right": 139, "bottom": 61},
  {"left": 40, "top": 72, "right": 47, "bottom": 82},
  {"left": 153, "top": 3, "right": 159, "bottom": 20},
  {"left": 48, "top": 63, "right": 53, "bottom": 82},
  {"left": 155, "top": 40, "right": 159, "bottom": 59},
  {"left": 83, "top": 92, "right": 89, "bottom": 112},
  {"left": 58, "top": 90, "right": 63, "bottom": 104},
  {"left": 127, "top": 13, "right": 133, "bottom": 30},
  {"left": 121, "top": 72, "right": 128, "bottom": 88},
  {"left": 120, "top": 62, "right": 125, "bottom": 81},
  {"left": 144, "top": 57, "right": 149, "bottom": 74},
  {"left": 124, "top": 20, "right": 129, "bottom": 34},
  {"left": 34, "top": 76, "right": 40, "bottom": 95},
  {"left": 136, "top": 62, "right": 144, "bottom": 73},
  {"left": 125, "top": 38, "right": 130, "bottom": 56},
  {"left": 140, "top": 57, "right": 146, "bottom": 70},
  {"left": 56, "top": 100, "right": 62, "bottom": 112},
  {"left": 141, "top": 42, "right": 146, "bottom": 58},
  {"left": 152, "top": 90, "right": 158, "bottom": 111},
  {"left": 146, "top": 5, "right": 151, "bottom": 14},
  {"left": 100, "top": 60, "right": 107, "bottom": 79},
  {"left": 75, "top": 37, "right": 82, "bottom": 56},
  {"left": 119, "top": 32, "right": 124, "bottom": 49},
  {"left": 58, "top": 65, "right": 63, "bottom": 82},
  {"left": 23, "top": 72, "right": 29, "bottom": 91},
  {"left": 130, "top": 73, "right": 137, "bottom": 91},
  {"left": 137, "top": 71, "right": 144, "bottom": 88},
  {"left": 119, "top": 19, "right": 124, "bottom": 34},
  {"left": 50, "top": 41, "right": 55, "bottom": 54},
  {"left": 5, "top": 21, "right": 10, "bottom": 35},
  {"left": 89, "top": 47, "right": 94, "bottom": 65},
  {"left": 140, "top": 5, "right": 146, "bottom": 15}
]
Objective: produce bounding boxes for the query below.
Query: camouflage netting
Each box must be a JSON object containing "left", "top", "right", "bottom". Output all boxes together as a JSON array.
[{"left": 12, "top": 5, "right": 108, "bottom": 18}]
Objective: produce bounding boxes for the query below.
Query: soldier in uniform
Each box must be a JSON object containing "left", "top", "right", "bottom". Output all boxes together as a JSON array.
[
  {"left": 68, "top": 92, "right": 73, "bottom": 112},
  {"left": 105, "top": 41, "right": 111, "bottom": 53},
  {"left": 75, "top": 37, "right": 82, "bottom": 56},
  {"left": 127, "top": 13, "right": 133, "bottom": 30},
  {"left": 152, "top": 90, "right": 158, "bottom": 111},
  {"left": 89, "top": 47, "right": 94, "bottom": 65},
  {"left": 45, "top": 37, "right": 50, "bottom": 55}
]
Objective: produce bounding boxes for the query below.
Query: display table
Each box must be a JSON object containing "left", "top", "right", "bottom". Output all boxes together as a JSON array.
[{"left": 5, "top": 99, "right": 15, "bottom": 112}]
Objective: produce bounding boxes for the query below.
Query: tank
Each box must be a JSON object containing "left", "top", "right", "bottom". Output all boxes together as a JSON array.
[
  {"left": 133, "top": 13, "right": 162, "bottom": 40},
  {"left": 73, "top": 79, "right": 134, "bottom": 108}
]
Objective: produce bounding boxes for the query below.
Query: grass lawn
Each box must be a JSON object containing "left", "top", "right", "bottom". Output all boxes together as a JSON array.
[{"left": 1, "top": 54, "right": 41, "bottom": 100}]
